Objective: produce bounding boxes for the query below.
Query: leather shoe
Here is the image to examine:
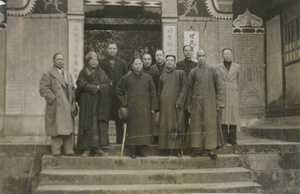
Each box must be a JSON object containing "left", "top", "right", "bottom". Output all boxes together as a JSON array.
[
  {"left": 208, "top": 153, "right": 217, "bottom": 160},
  {"left": 130, "top": 154, "right": 136, "bottom": 159}
]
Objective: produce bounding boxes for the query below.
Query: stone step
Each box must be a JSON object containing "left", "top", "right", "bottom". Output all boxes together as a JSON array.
[
  {"left": 36, "top": 181, "right": 262, "bottom": 194},
  {"left": 42, "top": 155, "right": 242, "bottom": 170},
  {"left": 100, "top": 144, "right": 234, "bottom": 156},
  {"left": 39, "top": 167, "right": 251, "bottom": 185},
  {"left": 241, "top": 125, "right": 300, "bottom": 142}
]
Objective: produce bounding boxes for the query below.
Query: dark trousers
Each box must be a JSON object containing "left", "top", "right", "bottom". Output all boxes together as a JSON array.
[
  {"left": 110, "top": 93, "right": 124, "bottom": 144},
  {"left": 221, "top": 124, "right": 237, "bottom": 144}
]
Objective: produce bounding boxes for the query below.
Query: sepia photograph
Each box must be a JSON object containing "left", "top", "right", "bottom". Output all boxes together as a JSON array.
[{"left": 0, "top": 0, "right": 300, "bottom": 193}]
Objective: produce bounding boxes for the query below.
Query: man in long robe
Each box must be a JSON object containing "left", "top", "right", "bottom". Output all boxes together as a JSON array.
[
  {"left": 158, "top": 55, "right": 187, "bottom": 157},
  {"left": 116, "top": 58, "right": 158, "bottom": 158},
  {"left": 176, "top": 45, "right": 198, "bottom": 147},
  {"left": 39, "top": 53, "right": 77, "bottom": 156},
  {"left": 76, "top": 51, "right": 112, "bottom": 157},
  {"left": 186, "top": 49, "right": 225, "bottom": 160},
  {"left": 142, "top": 53, "right": 160, "bottom": 144},
  {"left": 99, "top": 43, "right": 128, "bottom": 144}
]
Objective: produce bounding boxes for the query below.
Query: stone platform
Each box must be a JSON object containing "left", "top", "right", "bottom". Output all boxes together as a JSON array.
[{"left": 1, "top": 136, "right": 300, "bottom": 193}]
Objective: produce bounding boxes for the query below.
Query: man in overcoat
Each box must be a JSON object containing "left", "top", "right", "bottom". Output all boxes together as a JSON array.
[
  {"left": 215, "top": 48, "right": 240, "bottom": 145},
  {"left": 99, "top": 43, "right": 128, "bottom": 144},
  {"left": 186, "top": 49, "right": 225, "bottom": 160},
  {"left": 39, "top": 53, "right": 77, "bottom": 156}
]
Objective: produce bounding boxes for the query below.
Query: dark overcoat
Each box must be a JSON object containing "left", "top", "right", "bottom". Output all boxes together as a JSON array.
[
  {"left": 215, "top": 62, "right": 240, "bottom": 125},
  {"left": 143, "top": 66, "right": 160, "bottom": 135},
  {"left": 116, "top": 72, "right": 159, "bottom": 146},
  {"left": 186, "top": 64, "right": 225, "bottom": 150},
  {"left": 39, "top": 66, "right": 77, "bottom": 137},
  {"left": 176, "top": 59, "right": 198, "bottom": 76},
  {"left": 158, "top": 69, "right": 187, "bottom": 149},
  {"left": 76, "top": 66, "right": 111, "bottom": 149}
]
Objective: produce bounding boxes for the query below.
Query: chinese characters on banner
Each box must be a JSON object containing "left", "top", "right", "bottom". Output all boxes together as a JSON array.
[
  {"left": 163, "top": 25, "right": 177, "bottom": 57},
  {"left": 184, "top": 31, "right": 199, "bottom": 62},
  {"left": 68, "top": 21, "right": 83, "bottom": 85}
]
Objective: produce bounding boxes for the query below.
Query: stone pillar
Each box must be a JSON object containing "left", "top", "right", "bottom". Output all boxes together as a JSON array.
[
  {"left": 0, "top": 29, "right": 6, "bottom": 135},
  {"left": 67, "top": 0, "right": 84, "bottom": 84},
  {"left": 161, "top": 0, "right": 178, "bottom": 57}
]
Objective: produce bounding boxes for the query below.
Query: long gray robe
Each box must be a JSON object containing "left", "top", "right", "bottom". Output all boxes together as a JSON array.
[
  {"left": 186, "top": 64, "right": 225, "bottom": 150},
  {"left": 76, "top": 66, "right": 111, "bottom": 149},
  {"left": 116, "top": 72, "right": 159, "bottom": 146},
  {"left": 158, "top": 69, "right": 187, "bottom": 149}
]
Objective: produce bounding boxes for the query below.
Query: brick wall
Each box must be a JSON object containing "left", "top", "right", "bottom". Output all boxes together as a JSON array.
[{"left": 233, "top": 34, "right": 265, "bottom": 118}]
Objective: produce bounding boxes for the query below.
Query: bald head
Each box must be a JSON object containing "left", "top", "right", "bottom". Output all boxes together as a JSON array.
[{"left": 196, "top": 49, "right": 207, "bottom": 65}]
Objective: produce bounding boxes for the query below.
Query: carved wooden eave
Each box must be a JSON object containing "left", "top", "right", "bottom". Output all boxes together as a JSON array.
[
  {"left": 204, "top": 0, "right": 233, "bottom": 20},
  {"left": 84, "top": 0, "right": 161, "bottom": 7},
  {"left": 233, "top": 9, "right": 264, "bottom": 34},
  {"left": 6, "top": 0, "right": 37, "bottom": 16}
]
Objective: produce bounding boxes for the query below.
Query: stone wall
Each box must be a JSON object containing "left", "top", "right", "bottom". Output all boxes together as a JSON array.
[{"left": 4, "top": 15, "right": 68, "bottom": 136}]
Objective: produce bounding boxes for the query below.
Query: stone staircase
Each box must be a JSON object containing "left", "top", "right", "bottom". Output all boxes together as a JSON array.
[{"left": 36, "top": 145, "right": 261, "bottom": 193}]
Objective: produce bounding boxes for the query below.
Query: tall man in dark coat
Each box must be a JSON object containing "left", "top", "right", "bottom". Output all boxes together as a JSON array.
[
  {"left": 39, "top": 53, "right": 77, "bottom": 156},
  {"left": 176, "top": 45, "right": 198, "bottom": 147},
  {"left": 215, "top": 48, "right": 240, "bottom": 145},
  {"left": 186, "top": 49, "right": 225, "bottom": 160},
  {"left": 116, "top": 58, "right": 158, "bottom": 158},
  {"left": 99, "top": 43, "right": 128, "bottom": 144},
  {"left": 158, "top": 55, "right": 187, "bottom": 157},
  {"left": 142, "top": 53, "right": 160, "bottom": 144},
  {"left": 76, "top": 51, "right": 112, "bottom": 157}
]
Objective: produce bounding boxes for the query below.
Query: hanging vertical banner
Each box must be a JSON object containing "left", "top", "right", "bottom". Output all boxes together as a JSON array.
[
  {"left": 163, "top": 25, "right": 177, "bottom": 57},
  {"left": 184, "top": 31, "right": 199, "bottom": 62}
]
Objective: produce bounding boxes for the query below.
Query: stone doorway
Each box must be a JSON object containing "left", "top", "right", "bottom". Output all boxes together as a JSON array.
[{"left": 84, "top": 6, "right": 162, "bottom": 66}]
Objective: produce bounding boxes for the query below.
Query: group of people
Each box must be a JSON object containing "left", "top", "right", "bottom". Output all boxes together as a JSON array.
[{"left": 39, "top": 42, "right": 240, "bottom": 160}]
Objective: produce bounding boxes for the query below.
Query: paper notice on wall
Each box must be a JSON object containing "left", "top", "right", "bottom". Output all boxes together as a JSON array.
[
  {"left": 163, "top": 25, "right": 177, "bottom": 57},
  {"left": 184, "top": 31, "right": 199, "bottom": 62}
]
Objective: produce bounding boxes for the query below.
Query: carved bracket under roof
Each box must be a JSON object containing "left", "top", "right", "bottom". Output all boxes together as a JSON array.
[
  {"left": 204, "top": 0, "right": 233, "bottom": 20},
  {"left": 6, "top": 0, "right": 37, "bottom": 16},
  {"left": 233, "top": 8, "right": 264, "bottom": 34},
  {"left": 233, "top": 9, "right": 263, "bottom": 28}
]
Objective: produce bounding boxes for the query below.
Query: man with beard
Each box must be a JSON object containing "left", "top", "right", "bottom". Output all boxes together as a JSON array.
[
  {"left": 186, "top": 49, "right": 225, "bottom": 160},
  {"left": 116, "top": 58, "right": 158, "bottom": 158},
  {"left": 99, "top": 43, "right": 128, "bottom": 144},
  {"left": 141, "top": 53, "right": 160, "bottom": 144},
  {"left": 76, "top": 51, "right": 111, "bottom": 157},
  {"left": 158, "top": 55, "right": 187, "bottom": 157}
]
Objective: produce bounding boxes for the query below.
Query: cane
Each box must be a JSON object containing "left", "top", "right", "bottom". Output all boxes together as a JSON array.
[
  {"left": 121, "top": 123, "right": 127, "bottom": 156},
  {"left": 118, "top": 107, "right": 130, "bottom": 157}
]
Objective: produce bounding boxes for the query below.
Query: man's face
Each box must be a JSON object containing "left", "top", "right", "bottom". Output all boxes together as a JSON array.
[
  {"left": 131, "top": 59, "right": 143, "bottom": 73},
  {"left": 165, "top": 56, "right": 176, "bottom": 69},
  {"left": 222, "top": 49, "right": 232, "bottom": 62},
  {"left": 107, "top": 44, "right": 118, "bottom": 57},
  {"left": 142, "top": 54, "right": 152, "bottom": 67},
  {"left": 53, "top": 54, "right": 64, "bottom": 69},
  {"left": 196, "top": 50, "right": 207, "bottom": 65},
  {"left": 183, "top": 46, "right": 193, "bottom": 59},
  {"left": 155, "top": 50, "right": 165, "bottom": 64},
  {"left": 88, "top": 57, "right": 99, "bottom": 69}
]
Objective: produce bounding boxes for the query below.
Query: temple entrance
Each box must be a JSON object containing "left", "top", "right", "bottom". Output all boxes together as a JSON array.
[{"left": 84, "top": 6, "right": 162, "bottom": 66}]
